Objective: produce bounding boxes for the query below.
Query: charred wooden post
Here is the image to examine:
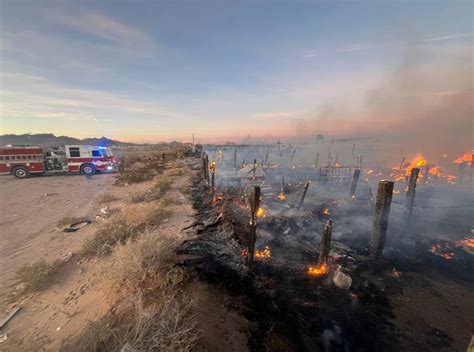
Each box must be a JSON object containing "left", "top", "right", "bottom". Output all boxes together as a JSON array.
[
  {"left": 233, "top": 149, "right": 237, "bottom": 169},
  {"left": 314, "top": 152, "right": 319, "bottom": 168},
  {"left": 327, "top": 145, "right": 331, "bottom": 166},
  {"left": 352, "top": 144, "right": 355, "bottom": 159},
  {"left": 334, "top": 155, "right": 339, "bottom": 166},
  {"left": 290, "top": 149, "right": 296, "bottom": 162},
  {"left": 370, "top": 181, "right": 394, "bottom": 259},
  {"left": 297, "top": 181, "right": 310, "bottom": 209},
  {"left": 247, "top": 186, "right": 261, "bottom": 268},
  {"left": 358, "top": 154, "right": 363, "bottom": 169},
  {"left": 470, "top": 153, "right": 474, "bottom": 188},
  {"left": 405, "top": 168, "right": 419, "bottom": 216},
  {"left": 202, "top": 155, "right": 209, "bottom": 184},
  {"left": 318, "top": 219, "right": 333, "bottom": 265},
  {"left": 458, "top": 162, "right": 467, "bottom": 185},
  {"left": 252, "top": 159, "right": 257, "bottom": 179},
  {"left": 349, "top": 169, "right": 361, "bottom": 198},
  {"left": 399, "top": 157, "right": 406, "bottom": 172}
]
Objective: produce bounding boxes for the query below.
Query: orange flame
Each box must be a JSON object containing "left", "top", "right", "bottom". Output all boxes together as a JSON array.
[
  {"left": 255, "top": 246, "right": 271, "bottom": 258},
  {"left": 429, "top": 243, "right": 454, "bottom": 260},
  {"left": 455, "top": 237, "right": 474, "bottom": 248},
  {"left": 277, "top": 192, "right": 286, "bottom": 200},
  {"left": 256, "top": 207, "right": 266, "bottom": 218},
  {"left": 454, "top": 153, "right": 473, "bottom": 164},
  {"left": 307, "top": 263, "right": 328, "bottom": 276},
  {"left": 322, "top": 208, "right": 330, "bottom": 216}
]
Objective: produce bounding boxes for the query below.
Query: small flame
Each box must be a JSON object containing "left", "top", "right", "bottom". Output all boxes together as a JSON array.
[
  {"left": 277, "top": 192, "right": 286, "bottom": 200},
  {"left": 240, "top": 246, "right": 271, "bottom": 259},
  {"left": 255, "top": 246, "right": 271, "bottom": 258},
  {"left": 455, "top": 237, "right": 474, "bottom": 248},
  {"left": 322, "top": 208, "right": 330, "bottom": 216},
  {"left": 391, "top": 268, "right": 402, "bottom": 278},
  {"left": 307, "top": 263, "right": 328, "bottom": 276},
  {"left": 256, "top": 207, "right": 266, "bottom": 218},
  {"left": 429, "top": 243, "right": 455, "bottom": 260},
  {"left": 454, "top": 153, "right": 472, "bottom": 164}
]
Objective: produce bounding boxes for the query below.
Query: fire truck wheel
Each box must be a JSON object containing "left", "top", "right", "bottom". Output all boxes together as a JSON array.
[
  {"left": 80, "top": 164, "right": 96, "bottom": 175},
  {"left": 12, "top": 166, "right": 30, "bottom": 179}
]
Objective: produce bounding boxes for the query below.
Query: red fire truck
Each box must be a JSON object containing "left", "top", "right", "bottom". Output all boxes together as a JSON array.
[{"left": 0, "top": 145, "right": 117, "bottom": 178}]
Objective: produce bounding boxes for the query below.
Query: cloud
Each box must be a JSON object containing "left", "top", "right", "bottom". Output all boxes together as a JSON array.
[
  {"left": 250, "top": 111, "right": 300, "bottom": 120},
  {"left": 304, "top": 33, "right": 473, "bottom": 58},
  {"left": 53, "top": 11, "right": 155, "bottom": 49}
]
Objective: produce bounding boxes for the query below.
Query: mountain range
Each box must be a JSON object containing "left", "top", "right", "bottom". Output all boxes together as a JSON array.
[{"left": 0, "top": 133, "right": 135, "bottom": 147}]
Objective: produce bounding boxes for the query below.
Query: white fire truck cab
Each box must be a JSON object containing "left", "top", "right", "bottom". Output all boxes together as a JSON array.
[{"left": 0, "top": 145, "right": 117, "bottom": 178}]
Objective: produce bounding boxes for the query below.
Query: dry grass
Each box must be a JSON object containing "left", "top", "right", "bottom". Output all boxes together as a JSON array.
[
  {"left": 82, "top": 214, "right": 141, "bottom": 256},
  {"left": 13, "top": 260, "right": 59, "bottom": 294},
  {"left": 95, "top": 192, "right": 118, "bottom": 204},
  {"left": 68, "top": 231, "right": 199, "bottom": 352},
  {"left": 82, "top": 203, "right": 170, "bottom": 256},
  {"left": 129, "top": 176, "right": 173, "bottom": 203},
  {"left": 101, "top": 230, "right": 178, "bottom": 299}
]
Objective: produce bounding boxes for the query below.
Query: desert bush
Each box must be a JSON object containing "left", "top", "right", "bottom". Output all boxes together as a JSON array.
[
  {"left": 13, "top": 260, "right": 58, "bottom": 294},
  {"left": 82, "top": 215, "right": 141, "bottom": 256},
  {"left": 129, "top": 177, "right": 173, "bottom": 203},
  {"left": 95, "top": 193, "right": 118, "bottom": 204},
  {"left": 123, "top": 203, "right": 171, "bottom": 227},
  {"left": 120, "top": 294, "right": 199, "bottom": 352},
  {"left": 102, "top": 231, "right": 178, "bottom": 299}
]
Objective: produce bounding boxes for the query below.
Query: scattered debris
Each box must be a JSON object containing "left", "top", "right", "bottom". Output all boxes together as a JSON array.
[
  {"left": 0, "top": 306, "right": 21, "bottom": 329},
  {"left": 63, "top": 220, "right": 91, "bottom": 233}
]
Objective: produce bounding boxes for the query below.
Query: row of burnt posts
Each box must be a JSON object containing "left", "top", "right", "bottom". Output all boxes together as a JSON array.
[{"left": 202, "top": 150, "right": 420, "bottom": 268}]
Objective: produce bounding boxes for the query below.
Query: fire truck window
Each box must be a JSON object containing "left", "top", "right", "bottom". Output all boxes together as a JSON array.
[
  {"left": 21, "top": 156, "right": 26, "bottom": 160},
  {"left": 92, "top": 150, "right": 102, "bottom": 157},
  {"left": 69, "top": 148, "right": 80, "bottom": 157},
  {"left": 5, "top": 156, "right": 9, "bottom": 160},
  {"left": 0, "top": 156, "right": 3, "bottom": 160}
]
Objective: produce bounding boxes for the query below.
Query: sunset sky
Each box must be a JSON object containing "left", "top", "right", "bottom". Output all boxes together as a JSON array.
[{"left": 0, "top": 1, "right": 472, "bottom": 144}]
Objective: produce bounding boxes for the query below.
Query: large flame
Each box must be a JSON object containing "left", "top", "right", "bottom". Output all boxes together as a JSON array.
[
  {"left": 307, "top": 263, "right": 328, "bottom": 276},
  {"left": 277, "top": 192, "right": 286, "bottom": 200},
  {"left": 455, "top": 237, "right": 474, "bottom": 248}
]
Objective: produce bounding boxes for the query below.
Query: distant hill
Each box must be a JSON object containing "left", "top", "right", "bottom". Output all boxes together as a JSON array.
[{"left": 0, "top": 133, "right": 135, "bottom": 147}]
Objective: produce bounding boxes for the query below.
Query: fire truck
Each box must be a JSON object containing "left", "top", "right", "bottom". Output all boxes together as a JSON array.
[{"left": 0, "top": 145, "right": 117, "bottom": 179}]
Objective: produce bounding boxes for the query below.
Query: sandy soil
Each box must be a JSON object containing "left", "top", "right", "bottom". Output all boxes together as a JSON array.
[
  {"left": 0, "top": 173, "right": 151, "bottom": 350},
  {"left": 0, "top": 164, "right": 250, "bottom": 351}
]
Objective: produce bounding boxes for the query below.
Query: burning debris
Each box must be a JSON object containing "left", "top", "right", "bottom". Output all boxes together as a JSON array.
[{"left": 182, "top": 145, "right": 474, "bottom": 351}]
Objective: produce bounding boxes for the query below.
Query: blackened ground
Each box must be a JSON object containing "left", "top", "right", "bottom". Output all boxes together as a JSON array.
[{"left": 178, "top": 174, "right": 401, "bottom": 352}]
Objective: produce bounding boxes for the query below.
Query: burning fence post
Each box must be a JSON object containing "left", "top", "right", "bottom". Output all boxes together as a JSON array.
[
  {"left": 349, "top": 169, "right": 361, "bottom": 198},
  {"left": 327, "top": 145, "right": 332, "bottom": 166},
  {"left": 318, "top": 219, "right": 333, "bottom": 265},
  {"left": 209, "top": 160, "right": 216, "bottom": 188},
  {"left": 264, "top": 153, "right": 269, "bottom": 167},
  {"left": 458, "top": 162, "right": 467, "bottom": 185},
  {"left": 405, "top": 168, "right": 419, "bottom": 217},
  {"left": 247, "top": 186, "right": 261, "bottom": 268},
  {"left": 297, "top": 181, "right": 310, "bottom": 209},
  {"left": 370, "top": 181, "right": 394, "bottom": 259}
]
